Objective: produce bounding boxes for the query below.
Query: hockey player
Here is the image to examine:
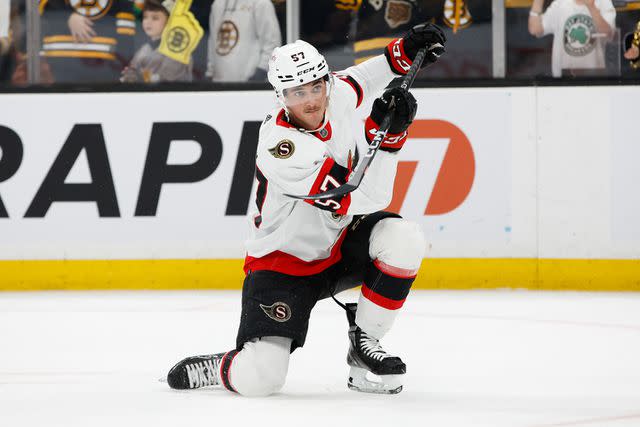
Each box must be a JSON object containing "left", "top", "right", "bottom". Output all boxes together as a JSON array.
[{"left": 167, "top": 23, "right": 446, "bottom": 396}]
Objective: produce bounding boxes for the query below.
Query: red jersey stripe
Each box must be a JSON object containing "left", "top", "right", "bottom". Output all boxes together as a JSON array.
[{"left": 244, "top": 228, "right": 348, "bottom": 276}]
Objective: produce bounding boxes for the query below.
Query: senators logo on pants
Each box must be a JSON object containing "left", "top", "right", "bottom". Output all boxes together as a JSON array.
[{"left": 260, "top": 302, "right": 292, "bottom": 322}]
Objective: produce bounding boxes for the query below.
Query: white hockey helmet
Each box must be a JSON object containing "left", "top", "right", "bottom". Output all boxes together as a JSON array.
[{"left": 267, "top": 40, "right": 332, "bottom": 108}]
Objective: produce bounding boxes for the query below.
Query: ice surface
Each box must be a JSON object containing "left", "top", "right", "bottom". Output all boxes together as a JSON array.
[{"left": 1, "top": 290, "right": 640, "bottom": 427}]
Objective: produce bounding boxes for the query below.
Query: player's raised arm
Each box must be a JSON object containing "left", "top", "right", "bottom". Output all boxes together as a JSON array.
[
  {"left": 335, "top": 23, "right": 446, "bottom": 109},
  {"left": 256, "top": 88, "right": 417, "bottom": 216}
]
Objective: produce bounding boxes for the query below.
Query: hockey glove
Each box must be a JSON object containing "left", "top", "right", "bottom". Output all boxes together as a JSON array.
[
  {"left": 365, "top": 87, "right": 417, "bottom": 153},
  {"left": 385, "top": 23, "right": 446, "bottom": 75}
]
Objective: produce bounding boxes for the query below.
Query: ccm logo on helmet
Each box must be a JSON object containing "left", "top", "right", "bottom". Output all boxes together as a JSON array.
[{"left": 297, "top": 67, "right": 316, "bottom": 76}]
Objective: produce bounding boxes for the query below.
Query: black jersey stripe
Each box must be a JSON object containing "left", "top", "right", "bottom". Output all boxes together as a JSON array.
[{"left": 338, "top": 75, "right": 364, "bottom": 108}]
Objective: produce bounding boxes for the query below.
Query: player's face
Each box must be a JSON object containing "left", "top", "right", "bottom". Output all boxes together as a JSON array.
[
  {"left": 143, "top": 10, "right": 168, "bottom": 41},
  {"left": 283, "top": 79, "right": 328, "bottom": 130}
]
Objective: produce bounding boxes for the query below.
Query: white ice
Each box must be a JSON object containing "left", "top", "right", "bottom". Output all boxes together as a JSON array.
[{"left": 1, "top": 290, "right": 640, "bottom": 427}]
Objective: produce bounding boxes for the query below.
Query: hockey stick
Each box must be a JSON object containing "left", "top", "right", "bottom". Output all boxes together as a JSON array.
[{"left": 286, "top": 46, "right": 430, "bottom": 201}]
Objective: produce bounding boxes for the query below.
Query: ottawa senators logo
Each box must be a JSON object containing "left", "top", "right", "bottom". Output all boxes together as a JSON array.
[
  {"left": 69, "top": 0, "right": 113, "bottom": 19},
  {"left": 260, "top": 302, "right": 292, "bottom": 322},
  {"left": 268, "top": 139, "right": 295, "bottom": 159}
]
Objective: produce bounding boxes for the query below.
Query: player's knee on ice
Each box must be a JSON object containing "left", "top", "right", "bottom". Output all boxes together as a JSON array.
[
  {"left": 230, "top": 336, "right": 291, "bottom": 397},
  {"left": 369, "top": 218, "right": 426, "bottom": 270}
]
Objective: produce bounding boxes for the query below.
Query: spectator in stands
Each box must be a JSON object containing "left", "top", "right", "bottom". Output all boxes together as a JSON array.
[
  {"left": 528, "top": 0, "right": 615, "bottom": 77},
  {"left": 338, "top": 0, "right": 428, "bottom": 65},
  {"left": 39, "top": 0, "right": 136, "bottom": 83},
  {"left": 0, "top": 0, "right": 9, "bottom": 56},
  {"left": 185, "top": 0, "right": 214, "bottom": 80},
  {"left": 336, "top": 1, "right": 492, "bottom": 78},
  {"left": 206, "top": 0, "right": 281, "bottom": 82},
  {"left": 121, "top": 0, "right": 193, "bottom": 83},
  {"left": 1, "top": 1, "right": 54, "bottom": 85},
  {"left": 0, "top": 0, "right": 12, "bottom": 82},
  {"left": 623, "top": 21, "right": 640, "bottom": 69}
]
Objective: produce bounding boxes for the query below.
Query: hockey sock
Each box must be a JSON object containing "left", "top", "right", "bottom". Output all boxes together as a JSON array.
[{"left": 355, "top": 260, "right": 417, "bottom": 339}]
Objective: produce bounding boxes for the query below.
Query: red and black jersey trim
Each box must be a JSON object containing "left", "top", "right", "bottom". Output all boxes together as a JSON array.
[
  {"left": 275, "top": 109, "right": 294, "bottom": 129},
  {"left": 244, "top": 228, "right": 349, "bottom": 276},
  {"left": 305, "top": 157, "right": 352, "bottom": 215},
  {"left": 220, "top": 350, "right": 239, "bottom": 393},
  {"left": 254, "top": 167, "right": 268, "bottom": 228},
  {"left": 275, "top": 108, "right": 332, "bottom": 142},
  {"left": 310, "top": 121, "right": 332, "bottom": 142},
  {"left": 336, "top": 74, "right": 364, "bottom": 108}
]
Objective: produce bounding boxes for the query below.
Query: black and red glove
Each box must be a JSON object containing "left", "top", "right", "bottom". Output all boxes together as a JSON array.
[
  {"left": 365, "top": 87, "right": 417, "bottom": 153},
  {"left": 385, "top": 23, "right": 446, "bottom": 75}
]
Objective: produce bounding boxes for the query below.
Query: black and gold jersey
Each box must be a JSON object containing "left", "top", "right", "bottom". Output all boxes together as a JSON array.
[
  {"left": 341, "top": 0, "right": 426, "bottom": 64},
  {"left": 339, "top": 0, "right": 485, "bottom": 65},
  {"left": 39, "top": 0, "right": 136, "bottom": 63}
]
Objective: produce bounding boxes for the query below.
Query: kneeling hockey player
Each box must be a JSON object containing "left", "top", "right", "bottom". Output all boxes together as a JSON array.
[{"left": 167, "top": 23, "right": 446, "bottom": 396}]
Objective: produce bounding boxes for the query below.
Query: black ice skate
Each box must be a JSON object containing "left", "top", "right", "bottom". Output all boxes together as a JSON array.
[
  {"left": 344, "top": 303, "right": 406, "bottom": 394},
  {"left": 167, "top": 353, "right": 224, "bottom": 390}
]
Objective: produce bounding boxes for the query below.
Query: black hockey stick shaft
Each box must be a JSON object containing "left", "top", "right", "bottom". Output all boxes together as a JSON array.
[{"left": 290, "top": 47, "right": 428, "bottom": 201}]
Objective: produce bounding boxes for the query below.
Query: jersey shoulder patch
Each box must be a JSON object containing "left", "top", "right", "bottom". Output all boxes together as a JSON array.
[
  {"left": 268, "top": 139, "right": 295, "bottom": 159},
  {"left": 258, "top": 124, "right": 326, "bottom": 172}
]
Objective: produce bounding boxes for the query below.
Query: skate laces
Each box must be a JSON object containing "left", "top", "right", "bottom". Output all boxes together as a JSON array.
[
  {"left": 358, "top": 330, "right": 392, "bottom": 362},
  {"left": 185, "top": 357, "right": 219, "bottom": 388}
]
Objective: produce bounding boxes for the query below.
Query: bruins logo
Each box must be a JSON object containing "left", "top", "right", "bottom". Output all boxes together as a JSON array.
[
  {"left": 268, "top": 139, "right": 295, "bottom": 159},
  {"left": 443, "top": 0, "right": 473, "bottom": 32},
  {"left": 385, "top": 0, "right": 412, "bottom": 29},
  {"left": 216, "top": 20, "right": 239, "bottom": 56},
  {"left": 166, "top": 27, "right": 191, "bottom": 53},
  {"left": 69, "top": 0, "right": 113, "bottom": 19}
]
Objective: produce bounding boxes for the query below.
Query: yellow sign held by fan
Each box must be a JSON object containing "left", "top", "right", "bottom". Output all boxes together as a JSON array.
[{"left": 158, "top": 0, "right": 204, "bottom": 65}]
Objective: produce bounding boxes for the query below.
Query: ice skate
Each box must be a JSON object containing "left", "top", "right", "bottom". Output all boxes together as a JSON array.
[
  {"left": 167, "top": 353, "right": 224, "bottom": 390},
  {"left": 344, "top": 303, "right": 406, "bottom": 394}
]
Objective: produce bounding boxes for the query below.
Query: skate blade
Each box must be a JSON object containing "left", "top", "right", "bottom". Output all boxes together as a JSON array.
[{"left": 347, "top": 366, "right": 403, "bottom": 395}]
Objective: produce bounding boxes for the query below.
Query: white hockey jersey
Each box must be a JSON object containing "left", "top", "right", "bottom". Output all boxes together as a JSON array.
[{"left": 244, "top": 55, "right": 400, "bottom": 276}]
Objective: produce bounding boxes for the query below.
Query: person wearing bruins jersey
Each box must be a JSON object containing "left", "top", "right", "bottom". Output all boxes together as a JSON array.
[
  {"left": 337, "top": 0, "right": 427, "bottom": 64},
  {"left": 336, "top": 0, "right": 485, "bottom": 66},
  {"left": 39, "top": 0, "right": 136, "bottom": 83},
  {"left": 623, "top": 21, "right": 640, "bottom": 69}
]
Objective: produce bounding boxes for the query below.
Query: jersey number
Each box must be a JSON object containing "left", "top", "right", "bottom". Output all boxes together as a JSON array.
[{"left": 314, "top": 175, "right": 341, "bottom": 211}]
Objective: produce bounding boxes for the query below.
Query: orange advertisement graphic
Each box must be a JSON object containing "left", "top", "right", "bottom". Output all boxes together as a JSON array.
[{"left": 387, "top": 119, "right": 475, "bottom": 216}]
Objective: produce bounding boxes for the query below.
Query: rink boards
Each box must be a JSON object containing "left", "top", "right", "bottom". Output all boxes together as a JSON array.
[{"left": 0, "top": 87, "right": 638, "bottom": 290}]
